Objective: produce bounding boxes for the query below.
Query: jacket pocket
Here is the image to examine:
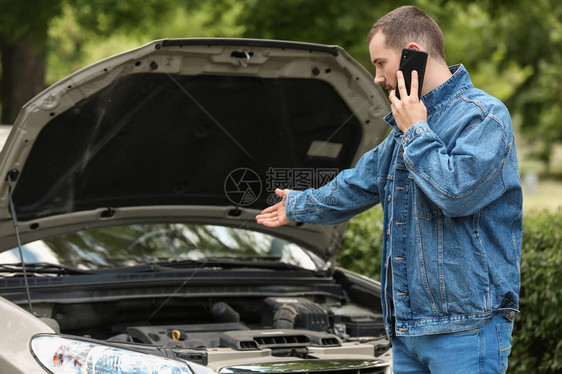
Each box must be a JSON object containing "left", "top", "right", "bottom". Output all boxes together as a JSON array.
[{"left": 413, "top": 182, "right": 438, "bottom": 220}]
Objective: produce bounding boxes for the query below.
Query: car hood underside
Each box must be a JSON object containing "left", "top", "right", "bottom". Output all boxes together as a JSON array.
[{"left": 0, "top": 38, "right": 389, "bottom": 259}]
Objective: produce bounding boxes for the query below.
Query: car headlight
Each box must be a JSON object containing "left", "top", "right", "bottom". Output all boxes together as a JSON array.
[{"left": 31, "top": 335, "right": 192, "bottom": 374}]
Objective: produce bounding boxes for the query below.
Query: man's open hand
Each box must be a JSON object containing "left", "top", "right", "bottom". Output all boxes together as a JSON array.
[{"left": 255, "top": 188, "right": 291, "bottom": 227}]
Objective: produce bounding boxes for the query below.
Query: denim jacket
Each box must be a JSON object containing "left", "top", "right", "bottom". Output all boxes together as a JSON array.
[{"left": 286, "top": 65, "right": 522, "bottom": 337}]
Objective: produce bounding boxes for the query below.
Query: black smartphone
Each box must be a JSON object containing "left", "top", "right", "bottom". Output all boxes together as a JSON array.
[{"left": 396, "top": 48, "right": 427, "bottom": 100}]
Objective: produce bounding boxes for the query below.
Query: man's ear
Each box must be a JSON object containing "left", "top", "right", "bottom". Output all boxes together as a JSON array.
[{"left": 406, "top": 42, "right": 423, "bottom": 51}]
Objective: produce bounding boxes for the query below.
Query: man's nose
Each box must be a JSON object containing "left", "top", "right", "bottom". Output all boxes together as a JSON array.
[{"left": 374, "top": 75, "right": 385, "bottom": 86}]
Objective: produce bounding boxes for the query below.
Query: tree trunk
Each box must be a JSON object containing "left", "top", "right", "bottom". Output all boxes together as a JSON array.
[{"left": 0, "top": 29, "right": 47, "bottom": 124}]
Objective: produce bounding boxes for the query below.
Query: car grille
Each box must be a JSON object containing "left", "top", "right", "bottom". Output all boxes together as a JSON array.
[{"left": 218, "top": 359, "right": 389, "bottom": 374}]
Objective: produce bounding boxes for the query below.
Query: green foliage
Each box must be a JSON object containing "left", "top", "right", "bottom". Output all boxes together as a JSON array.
[
  {"left": 339, "top": 207, "right": 562, "bottom": 373},
  {"left": 441, "top": 0, "right": 562, "bottom": 168},
  {"left": 0, "top": 0, "right": 63, "bottom": 42},
  {"left": 492, "top": 0, "right": 562, "bottom": 169},
  {"left": 511, "top": 210, "right": 562, "bottom": 373},
  {"left": 46, "top": 1, "right": 247, "bottom": 84},
  {"left": 67, "top": 0, "right": 175, "bottom": 36},
  {"left": 194, "top": 0, "right": 409, "bottom": 74},
  {"left": 338, "top": 205, "right": 384, "bottom": 281}
]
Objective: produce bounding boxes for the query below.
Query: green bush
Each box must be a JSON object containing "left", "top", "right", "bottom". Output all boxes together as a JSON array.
[
  {"left": 338, "top": 205, "right": 384, "bottom": 281},
  {"left": 511, "top": 210, "right": 562, "bottom": 373},
  {"left": 338, "top": 208, "right": 562, "bottom": 373}
]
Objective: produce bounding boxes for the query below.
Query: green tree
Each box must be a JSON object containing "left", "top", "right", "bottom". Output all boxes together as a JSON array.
[
  {"left": 191, "top": 0, "right": 410, "bottom": 70},
  {"left": 0, "top": 0, "right": 175, "bottom": 124},
  {"left": 440, "top": 0, "right": 562, "bottom": 169},
  {"left": 0, "top": 0, "right": 62, "bottom": 124},
  {"left": 496, "top": 0, "right": 562, "bottom": 169}
]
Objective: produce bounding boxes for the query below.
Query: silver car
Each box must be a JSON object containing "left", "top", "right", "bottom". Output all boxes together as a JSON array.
[{"left": 0, "top": 38, "right": 392, "bottom": 373}]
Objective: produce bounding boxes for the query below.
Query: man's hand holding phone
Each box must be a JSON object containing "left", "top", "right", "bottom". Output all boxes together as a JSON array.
[
  {"left": 390, "top": 70, "right": 428, "bottom": 133},
  {"left": 390, "top": 48, "right": 428, "bottom": 133}
]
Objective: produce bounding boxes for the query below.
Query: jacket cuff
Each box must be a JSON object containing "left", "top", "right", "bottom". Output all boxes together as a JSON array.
[
  {"left": 285, "top": 190, "right": 303, "bottom": 223},
  {"left": 402, "top": 120, "right": 430, "bottom": 147}
]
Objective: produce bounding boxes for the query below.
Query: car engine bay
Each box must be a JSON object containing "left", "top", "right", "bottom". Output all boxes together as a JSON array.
[{"left": 30, "top": 293, "right": 391, "bottom": 369}]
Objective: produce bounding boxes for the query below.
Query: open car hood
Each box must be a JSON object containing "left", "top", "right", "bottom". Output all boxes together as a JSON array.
[{"left": 0, "top": 38, "right": 389, "bottom": 260}]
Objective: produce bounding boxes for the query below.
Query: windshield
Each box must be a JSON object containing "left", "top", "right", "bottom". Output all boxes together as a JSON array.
[{"left": 0, "top": 224, "right": 324, "bottom": 271}]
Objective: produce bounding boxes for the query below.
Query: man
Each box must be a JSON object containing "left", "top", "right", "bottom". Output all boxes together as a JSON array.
[{"left": 256, "top": 6, "right": 522, "bottom": 374}]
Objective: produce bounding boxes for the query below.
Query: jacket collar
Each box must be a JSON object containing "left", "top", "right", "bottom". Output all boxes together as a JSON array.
[{"left": 422, "top": 64, "right": 473, "bottom": 116}]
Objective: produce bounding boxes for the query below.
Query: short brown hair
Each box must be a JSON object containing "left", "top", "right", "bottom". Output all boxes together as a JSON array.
[{"left": 368, "top": 6, "right": 446, "bottom": 62}]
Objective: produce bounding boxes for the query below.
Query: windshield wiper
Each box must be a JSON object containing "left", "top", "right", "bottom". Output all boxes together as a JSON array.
[
  {"left": 153, "top": 258, "right": 313, "bottom": 272},
  {"left": 0, "top": 262, "right": 95, "bottom": 276},
  {"left": 0, "top": 259, "right": 320, "bottom": 277}
]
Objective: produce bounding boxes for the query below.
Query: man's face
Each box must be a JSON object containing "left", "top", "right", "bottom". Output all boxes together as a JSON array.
[{"left": 368, "top": 31, "right": 401, "bottom": 93}]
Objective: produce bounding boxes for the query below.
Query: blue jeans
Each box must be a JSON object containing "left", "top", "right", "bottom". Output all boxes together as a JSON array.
[{"left": 391, "top": 316, "right": 514, "bottom": 373}]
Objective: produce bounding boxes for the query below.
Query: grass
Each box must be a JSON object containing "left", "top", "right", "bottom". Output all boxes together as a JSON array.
[
  {"left": 522, "top": 178, "right": 562, "bottom": 213},
  {"left": 519, "top": 143, "right": 562, "bottom": 213}
]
